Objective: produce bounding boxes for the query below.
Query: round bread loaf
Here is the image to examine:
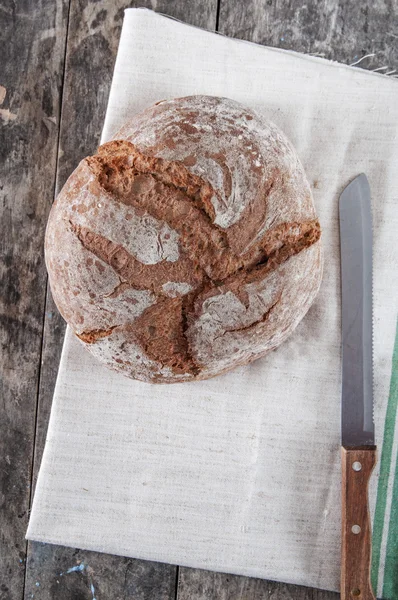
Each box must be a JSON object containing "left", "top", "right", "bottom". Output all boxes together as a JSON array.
[{"left": 45, "top": 95, "right": 322, "bottom": 383}]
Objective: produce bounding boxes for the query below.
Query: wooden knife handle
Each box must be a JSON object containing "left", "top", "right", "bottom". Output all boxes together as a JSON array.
[{"left": 341, "top": 446, "right": 377, "bottom": 600}]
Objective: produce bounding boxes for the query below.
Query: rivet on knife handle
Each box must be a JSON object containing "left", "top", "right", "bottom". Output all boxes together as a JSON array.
[{"left": 341, "top": 446, "right": 376, "bottom": 600}]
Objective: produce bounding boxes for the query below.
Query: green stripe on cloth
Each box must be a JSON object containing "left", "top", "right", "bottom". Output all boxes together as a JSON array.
[
  {"left": 383, "top": 449, "right": 398, "bottom": 599},
  {"left": 372, "top": 319, "right": 398, "bottom": 598}
]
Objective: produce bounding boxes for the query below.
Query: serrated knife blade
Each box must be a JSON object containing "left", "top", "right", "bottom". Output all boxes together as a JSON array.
[
  {"left": 339, "top": 173, "right": 375, "bottom": 447},
  {"left": 339, "top": 173, "right": 376, "bottom": 600}
]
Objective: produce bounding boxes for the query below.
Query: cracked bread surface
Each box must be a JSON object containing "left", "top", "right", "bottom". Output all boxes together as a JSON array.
[{"left": 45, "top": 95, "right": 323, "bottom": 383}]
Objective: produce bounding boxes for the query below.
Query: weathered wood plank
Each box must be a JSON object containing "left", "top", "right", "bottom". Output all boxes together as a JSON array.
[
  {"left": 177, "top": 568, "right": 335, "bottom": 599},
  {"left": 218, "top": 0, "right": 398, "bottom": 72},
  {"left": 0, "top": 0, "right": 69, "bottom": 598},
  {"left": 24, "top": 2, "right": 217, "bottom": 599},
  {"left": 313, "top": 590, "right": 339, "bottom": 600},
  {"left": 24, "top": 543, "right": 177, "bottom": 600}
]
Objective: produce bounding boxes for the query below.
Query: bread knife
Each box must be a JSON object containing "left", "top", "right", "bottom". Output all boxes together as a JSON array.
[{"left": 339, "top": 173, "right": 376, "bottom": 600}]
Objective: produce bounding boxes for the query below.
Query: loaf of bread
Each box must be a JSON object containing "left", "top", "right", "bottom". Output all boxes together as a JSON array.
[{"left": 45, "top": 96, "right": 322, "bottom": 383}]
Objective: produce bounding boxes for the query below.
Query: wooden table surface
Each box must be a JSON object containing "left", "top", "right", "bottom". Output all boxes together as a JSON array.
[{"left": 1, "top": 1, "right": 397, "bottom": 598}]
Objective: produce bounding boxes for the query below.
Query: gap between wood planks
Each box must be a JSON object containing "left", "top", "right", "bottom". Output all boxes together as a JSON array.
[{"left": 21, "top": 0, "right": 73, "bottom": 597}]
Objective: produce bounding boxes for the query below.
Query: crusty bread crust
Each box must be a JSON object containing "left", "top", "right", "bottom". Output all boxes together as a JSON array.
[{"left": 45, "top": 96, "right": 323, "bottom": 383}]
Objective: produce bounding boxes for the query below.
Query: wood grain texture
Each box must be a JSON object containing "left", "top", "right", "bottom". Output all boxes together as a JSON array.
[
  {"left": 24, "top": 2, "right": 217, "bottom": 599},
  {"left": 177, "top": 568, "right": 328, "bottom": 599},
  {"left": 0, "top": 1, "right": 69, "bottom": 598},
  {"left": 219, "top": 0, "right": 398, "bottom": 73},
  {"left": 341, "top": 447, "right": 377, "bottom": 600},
  {"left": 24, "top": 543, "right": 177, "bottom": 600},
  {"left": 177, "top": 569, "right": 340, "bottom": 599},
  {"left": 312, "top": 591, "right": 339, "bottom": 600}
]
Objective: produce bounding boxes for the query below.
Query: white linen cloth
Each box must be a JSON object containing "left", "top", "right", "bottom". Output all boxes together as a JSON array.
[{"left": 27, "top": 9, "right": 398, "bottom": 596}]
